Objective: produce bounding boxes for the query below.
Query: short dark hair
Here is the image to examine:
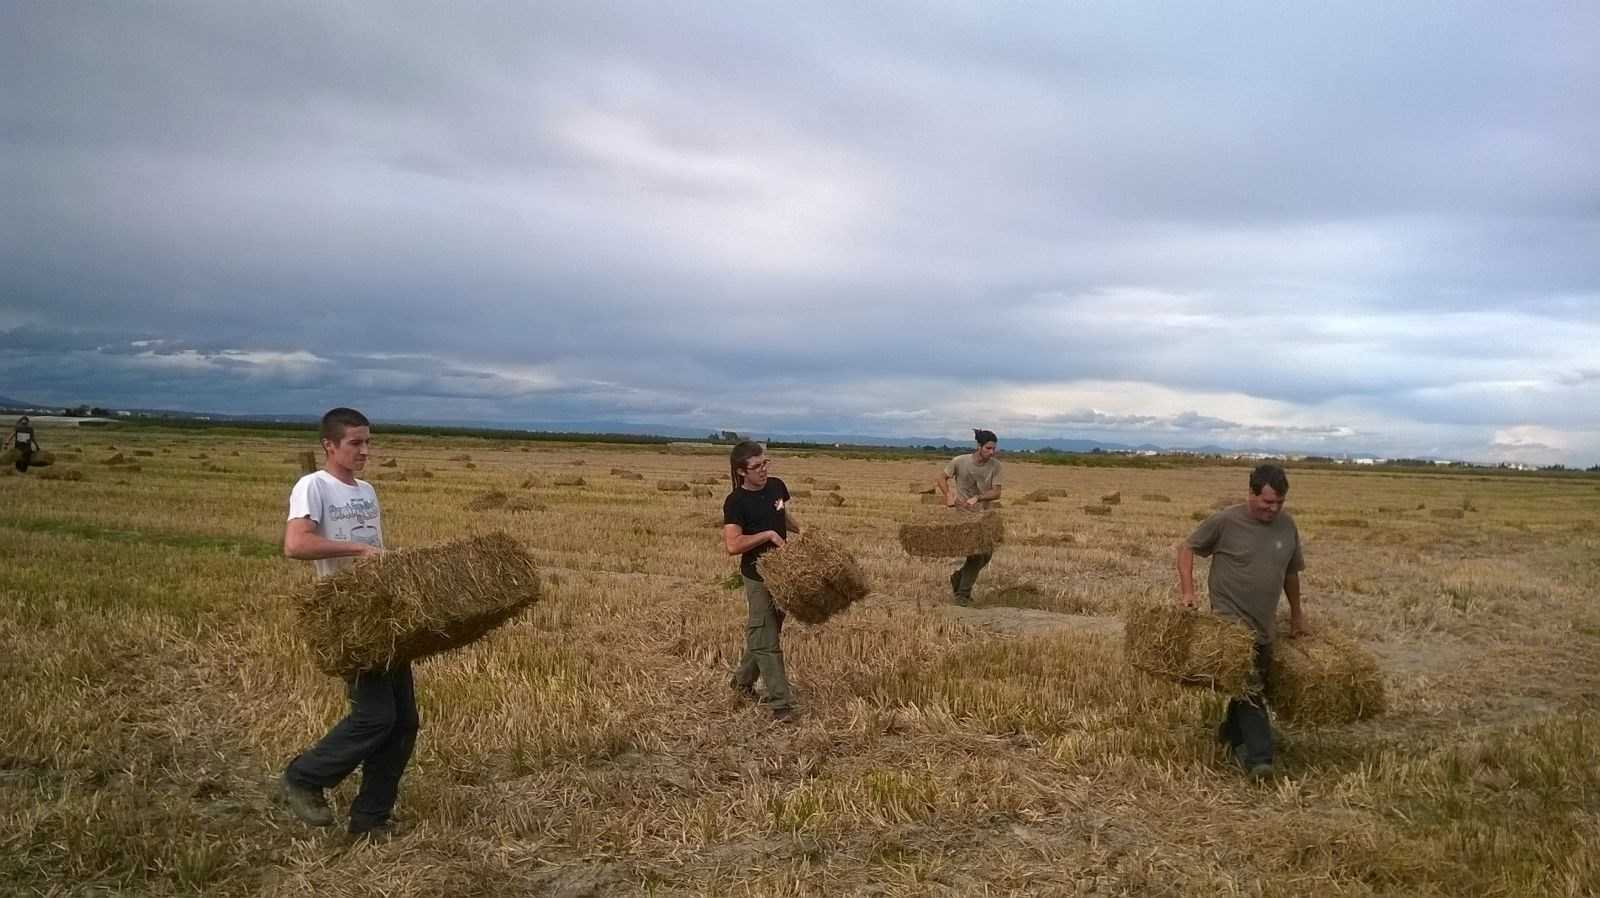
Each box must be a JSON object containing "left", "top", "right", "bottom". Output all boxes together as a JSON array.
[
  {"left": 1249, "top": 463, "right": 1289, "bottom": 496},
  {"left": 974, "top": 428, "right": 998, "bottom": 446},
  {"left": 320, "top": 407, "right": 370, "bottom": 446}
]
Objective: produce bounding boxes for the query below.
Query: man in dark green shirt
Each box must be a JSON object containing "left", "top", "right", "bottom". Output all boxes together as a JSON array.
[{"left": 1177, "top": 463, "right": 1307, "bottom": 778}]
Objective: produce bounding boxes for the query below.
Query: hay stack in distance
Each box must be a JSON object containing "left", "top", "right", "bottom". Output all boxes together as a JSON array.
[
  {"left": 297, "top": 531, "right": 541, "bottom": 675},
  {"left": 449, "top": 453, "right": 472, "bottom": 462},
  {"left": 551, "top": 475, "right": 585, "bottom": 487},
  {"left": 898, "top": 509, "right": 1005, "bottom": 558},
  {"left": 790, "top": 488, "right": 812, "bottom": 498},
  {"left": 616, "top": 471, "right": 644, "bottom": 481},
  {"left": 1123, "top": 603, "right": 1257, "bottom": 693},
  {"left": 1046, "top": 488, "right": 1070, "bottom": 498},
  {"left": 1023, "top": 489, "right": 1052, "bottom": 503},
  {"left": 103, "top": 452, "right": 126, "bottom": 465},
  {"left": 506, "top": 496, "right": 541, "bottom": 513},
  {"left": 1270, "top": 632, "right": 1385, "bottom": 725},
  {"left": 1100, "top": 491, "right": 1122, "bottom": 505},
  {"left": 813, "top": 481, "right": 841, "bottom": 491},
  {"left": 134, "top": 449, "right": 155, "bottom": 457},
  {"left": 467, "top": 490, "right": 508, "bottom": 511},
  {"left": 756, "top": 530, "right": 870, "bottom": 624},
  {"left": 1140, "top": 493, "right": 1171, "bottom": 502},
  {"left": 1430, "top": 508, "right": 1465, "bottom": 520},
  {"left": 824, "top": 492, "right": 846, "bottom": 507},
  {"left": 1083, "top": 505, "right": 1112, "bottom": 516},
  {"left": 380, "top": 458, "right": 398, "bottom": 468},
  {"left": 691, "top": 486, "right": 713, "bottom": 498},
  {"left": 657, "top": 479, "right": 690, "bottom": 492}
]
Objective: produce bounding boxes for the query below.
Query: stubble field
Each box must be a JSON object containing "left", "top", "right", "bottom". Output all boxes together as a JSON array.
[{"left": 4, "top": 425, "right": 1600, "bottom": 897}]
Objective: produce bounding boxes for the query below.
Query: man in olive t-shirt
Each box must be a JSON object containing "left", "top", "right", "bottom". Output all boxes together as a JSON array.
[
  {"left": 937, "top": 429, "right": 1003, "bottom": 605},
  {"left": 1177, "top": 463, "right": 1306, "bottom": 778}
]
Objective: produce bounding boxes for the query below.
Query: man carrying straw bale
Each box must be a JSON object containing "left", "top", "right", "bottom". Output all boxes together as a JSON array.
[
  {"left": 935, "top": 429, "right": 1003, "bottom": 606},
  {"left": 722, "top": 440, "right": 800, "bottom": 720},
  {"left": 1178, "top": 463, "right": 1307, "bottom": 780},
  {"left": 276, "top": 408, "right": 414, "bottom": 841},
  {"left": 3, "top": 416, "right": 39, "bottom": 472}
]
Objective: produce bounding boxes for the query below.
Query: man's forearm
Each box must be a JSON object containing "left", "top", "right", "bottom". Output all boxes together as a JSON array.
[
  {"left": 286, "top": 533, "right": 374, "bottom": 561},
  {"left": 1284, "top": 573, "right": 1302, "bottom": 613},
  {"left": 1177, "top": 546, "right": 1196, "bottom": 596}
]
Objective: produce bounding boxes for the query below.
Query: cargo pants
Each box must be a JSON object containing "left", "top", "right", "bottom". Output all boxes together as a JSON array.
[
  {"left": 733, "top": 576, "right": 795, "bottom": 710},
  {"left": 285, "top": 663, "right": 419, "bottom": 832}
]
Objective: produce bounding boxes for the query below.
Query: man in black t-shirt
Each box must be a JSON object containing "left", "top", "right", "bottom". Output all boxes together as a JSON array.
[{"left": 721, "top": 440, "right": 797, "bottom": 719}]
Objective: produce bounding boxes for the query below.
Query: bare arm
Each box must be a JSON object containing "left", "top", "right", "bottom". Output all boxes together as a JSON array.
[
  {"left": 723, "top": 523, "right": 783, "bottom": 556},
  {"left": 283, "top": 517, "right": 382, "bottom": 561},
  {"left": 784, "top": 510, "right": 802, "bottom": 535},
  {"left": 1284, "top": 571, "right": 1307, "bottom": 637},
  {"left": 1177, "top": 544, "right": 1198, "bottom": 608},
  {"left": 936, "top": 471, "right": 954, "bottom": 504}
]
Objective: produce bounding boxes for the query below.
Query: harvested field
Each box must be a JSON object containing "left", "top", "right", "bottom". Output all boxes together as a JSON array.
[
  {"left": 1084, "top": 504, "right": 1112, "bottom": 515},
  {"left": 3, "top": 429, "right": 1599, "bottom": 897},
  {"left": 657, "top": 479, "right": 690, "bottom": 492}
]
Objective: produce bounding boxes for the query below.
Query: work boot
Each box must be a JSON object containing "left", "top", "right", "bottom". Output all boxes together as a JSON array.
[
  {"left": 347, "top": 822, "right": 398, "bottom": 844},
  {"left": 277, "top": 777, "right": 334, "bottom": 827},
  {"left": 771, "top": 706, "right": 799, "bottom": 723}
]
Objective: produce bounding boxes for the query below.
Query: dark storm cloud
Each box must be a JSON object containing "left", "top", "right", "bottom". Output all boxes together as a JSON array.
[{"left": 4, "top": 2, "right": 1598, "bottom": 462}]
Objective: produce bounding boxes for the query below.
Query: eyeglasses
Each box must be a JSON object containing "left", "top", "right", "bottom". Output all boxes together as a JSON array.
[{"left": 744, "top": 460, "right": 770, "bottom": 472}]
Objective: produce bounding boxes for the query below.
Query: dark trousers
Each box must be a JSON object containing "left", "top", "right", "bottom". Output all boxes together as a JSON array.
[
  {"left": 14, "top": 445, "right": 32, "bottom": 472},
  {"left": 953, "top": 552, "right": 993, "bottom": 600},
  {"left": 1218, "top": 642, "right": 1273, "bottom": 766},
  {"left": 733, "top": 577, "right": 794, "bottom": 710},
  {"left": 285, "top": 663, "right": 419, "bottom": 831}
]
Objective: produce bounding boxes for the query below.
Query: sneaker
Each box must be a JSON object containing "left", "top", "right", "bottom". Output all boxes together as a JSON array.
[
  {"left": 771, "top": 706, "right": 799, "bottom": 723},
  {"left": 277, "top": 777, "right": 334, "bottom": 827},
  {"left": 1247, "top": 762, "right": 1275, "bottom": 781}
]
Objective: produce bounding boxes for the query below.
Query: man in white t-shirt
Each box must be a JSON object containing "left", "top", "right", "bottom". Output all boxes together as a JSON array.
[{"left": 276, "top": 407, "right": 415, "bottom": 841}]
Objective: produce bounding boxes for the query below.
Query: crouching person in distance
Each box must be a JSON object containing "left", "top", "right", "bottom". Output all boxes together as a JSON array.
[
  {"left": 277, "top": 407, "right": 416, "bottom": 841},
  {"left": 722, "top": 440, "right": 799, "bottom": 721},
  {"left": 936, "top": 428, "right": 1003, "bottom": 606},
  {"left": 1177, "top": 463, "right": 1307, "bottom": 780}
]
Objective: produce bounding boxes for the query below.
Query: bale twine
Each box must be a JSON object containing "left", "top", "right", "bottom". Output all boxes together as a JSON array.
[
  {"left": 897, "top": 509, "right": 1005, "bottom": 558},
  {"left": 1123, "top": 603, "right": 1256, "bottom": 693},
  {"left": 1100, "top": 491, "right": 1121, "bottom": 505},
  {"left": 1270, "top": 633, "right": 1386, "bottom": 725},
  {"left": 1083, "top": 505, "right": 1112, "bottom": 516},
  {"left": 657, "top": 479, "right": 690, "bottom": 492},
  {"left": 296, "top": 531, "right": 541, "bottom": 675},
  {"left": 824, "top": 492, "right": 846, "bottom": 507},
  {"left": 755, "top": 530, "right": 870, "bottom": 624},
  {"left": 467, "top": 490, "right": 508, "bottom": 511}
]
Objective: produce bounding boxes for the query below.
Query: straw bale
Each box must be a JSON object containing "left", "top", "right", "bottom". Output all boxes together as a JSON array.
[
  {"left": 696, "top": 476, "right": 721, "bottom": 485},
  {"left": 1140, "top": 493, "right": 1171, "bottom": 502},
  {"left": 377, "top": 470, "right": 409, "bottom": 482},
  {"left": 296, "top": 531, "right": 541, "bottom": 675},
  {"left": 134, "top": 449, "right": 155, "bottom": 457},
  {"left": 103, "top": 452, "right": 126, "bottom": 465},
  {"left": 813, "top": 481, "right": 841, "bottom": 491},
  {"left": 1083, "top": 505, "right": 1112, "bottom": 516},
  {"left": 898, "top": 509, "right": 1005, "bottom": 557},
  {"left": 658, "top": 479, "right": 691, "bottom": 492},
  {"left": 1270, "top": 632, "right": 1385, "bottom": 724},
  {"left": 412, "top": 468, "right": 434, "bottom": 479},
  {"left": 463, "top": 462, "right": 478, "bottom": 469},
  {"left": 1123, "top": 604, "right": 1256, "bottom": 693},
  {"left": 505, "top": 496, "right": 541, "bottom": 513},
  {"left": 467, "top": 490, "right": 508, "bottom": 511},
  {"left": 38, "top": 468, "right": 85, "bottom": 482},
  {"left": 449, "top": 453, "right": 472, "bottom": 462},
  {"left": 1430, "top": 508, "right": 1465, "bottom": 519},
  {"left": 824, "top": 492, "right": 846, "bottom": 507},
  {"left": 1100, "top": 491, "right": 1121, "bottom": 505},
  {"left": 569, "top": 460, "right": 585, "bottom": 466},
  {"left": 610, "top": 467, "right": 629, "bottom": 475},
  {"left": 790, "top": 489, "right": 812, "bottom": 498},
  {"left": 552, "top": 476, "right": 585, "bottom": 487},
  {"left": 1046, "top": 488, "right": 1070, "bottom": 498},
  {"left": 1023, "top": 489, "right": 1052, "bottom": 503},
  {"left": 691, "top": 486, "right": 713, "bottom": 498},
  {"left": 380, "top": 458, "right": 398, "bottom": 467},
  {"left": 617, "top": 471, "right": 644, "bottom": 481},
  {"left": 755, "top": 530, "right": 870, "bottom": 624}
]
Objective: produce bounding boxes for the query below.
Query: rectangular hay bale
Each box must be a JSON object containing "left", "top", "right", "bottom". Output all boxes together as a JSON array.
[
  {"left": 1123, "top": 603, "right": 1257, "bottom": 693},
  {"left": 1269, "top": 632, "right": 1385, "bottom": 725},
  {"left": 897, "top": 509, "right": 1005, "bottom": 558},
  {"left": 297, "top": 531, "right": 541, "bottom": 675},
  {"left": 756, "top": 530, "right": 870, "bottom": 624}
]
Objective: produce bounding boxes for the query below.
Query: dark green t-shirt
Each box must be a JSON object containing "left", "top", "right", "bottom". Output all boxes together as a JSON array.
[{"left": 1187, "top": 504, "right": 1305, "bottom": 643}]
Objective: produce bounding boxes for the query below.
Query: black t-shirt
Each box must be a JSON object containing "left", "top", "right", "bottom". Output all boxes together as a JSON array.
[{"left": 722, "top": 477, "right": 790, "bottom": 580}]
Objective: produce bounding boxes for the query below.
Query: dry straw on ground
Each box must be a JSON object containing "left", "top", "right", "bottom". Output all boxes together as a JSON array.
[
  {"left": 690, "top": 486, "right": 713, "bottom": 498},
  {"left": 449, "top": 453, "right": 472, "bottom": 462},
  {"left": 505, "top": 496, "right": 541, "bottom": 513},
  {"left": 918, "top": 493, "right": 944, "bottom": 504},
  {"left": 1141, "top": 493, "right": 1172, "bottom": 502},
  {"left": 1431, "top": 508, "right": 1466, "bottom": 519},
  {"left": 755, "top": 530, "right": 871, "bottom": 624},
  {"left": 1270, "top": 632, "right": 1386, "bottom": 724},
  {"left": 825, "top": 492, "right": 846, "bottom": 507},
  {"left": 296, "top": 531, "right": 541, "bottom": 675},
  {"left": 37, "top": 467, "right": 84, "bottom": 481},
  {"left": 657, "top": 479, "right": 690, "bottom": 492},
  {"left": 790, "top": 489, "right": 813, "bottom": 498},
  {"left": 616, "top": 471, "right": 644, "bottom": 481},
  {"left": 466, "top": 490, "right": 508, "bottom": 511},
  {"left": 551, "top": 476, "right": 585, "bottom": 487},
  {"left": 1084, "top": 505, "right": 1112, "bottom": 516},
  {"left": 1123, "top": 603, "right": 1257, "bottom": 693},
  {"left": 898, "top": 509, "right": 1005, "bottom": 557}
]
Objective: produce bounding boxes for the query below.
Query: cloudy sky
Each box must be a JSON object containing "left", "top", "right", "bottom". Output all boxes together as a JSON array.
[{"left": 4, "top": 3, "right": 1597, "bottom": 464}]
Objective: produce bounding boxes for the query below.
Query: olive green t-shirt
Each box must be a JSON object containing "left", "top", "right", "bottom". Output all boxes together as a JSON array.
[
  {"left": 944, "top": 453, "right": 1002, "bottom": 509},
  {"left": 1187, "top": 504, "right": 1305, "bottom": 643}
]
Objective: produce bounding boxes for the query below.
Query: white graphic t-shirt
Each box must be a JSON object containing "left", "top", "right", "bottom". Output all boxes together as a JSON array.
[{"left": 287, "top": 470, "right": 384, "bottom": 579}]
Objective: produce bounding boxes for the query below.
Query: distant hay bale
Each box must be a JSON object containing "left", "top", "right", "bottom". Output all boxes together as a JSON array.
[
  {"left": 696, "top": 476, "right": 721, "bottom": 485},
  {"left": 463, "top": 462, "right": 478, "bottom": 470},
  {"left": 617, "top": 471, "right": 644, "bottom": 481},
  {"left": 103, "top": 452, "right": 126, "bottom": 465},
  {"left": 824, "top": 492, "right": 846, "bottom": 507},
  {"left": 380, "top": 458, "right": 398, "bottom": 468},
  {"left": 1270, "top": 633, "right": 1386, "bottom": 725},
  {"left": 1430, "top": 508, "right": 1465, "bottom": 519},
  {"left": 790, "top": 489, "right": 813, "bottom": 498},
  {"left": 133, "top": 449, "right": 155, "bottom": 457},
  {"left": 551, "top": 476, "right": 586, "bottom": 487},
  {"left": 657, "top": 479, "right": 691, "bottom": 492},
  {"left": 296, "top": 531, "right": 541, "bottom": 675},
  {"left": 449, "top": 453, "right": 472, "bottom": 462},
  {"left": 1023, "top": 489, "right": 1053, "bottom": 503},
  {"left": 1100, "top": 491, "right": 1121, "bottom": 505},
  {"left": 898, "top": 509, "right": 1005, "bottom": 558},
  {"left": 412, "top": 468, "right": 434, "bottom": 479},
  {"left": 568, "top": 460, "right": 585, "bottom": 466},
  {"left": 38, "top": 467, "right": 85, "bottom": 482},
  {"left": 755, "top": 530, "right": 870, "bottom": 624},
  {"left": 691, "top": 486, "right": 713, "bottom": 498},
  {"left": 519, "top": 477, "right": 536, "bottom": 489},
  {"left": 505, "top": 496, "right": 541, "bottom": 513},
  {"left": 1046, "top": 488, "right": 1070, "bottom": 498},
  {"left": 1123, "top": 604, "right": 1256, "bottom": 693},
  {"left": 1140, "top": 493, "right": 1171, "bottom": 502},
  {"left": 610, "top": 467, "right": 628, "bottom": 475},
  {"left": 1083, "top": 505, "right": 1112, "bottom": 516},
  {"left": 467, "top": 490, "right": 508, "bottom": 511}
]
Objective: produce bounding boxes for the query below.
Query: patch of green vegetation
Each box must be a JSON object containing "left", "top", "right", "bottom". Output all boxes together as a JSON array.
[{"left": 0, "top": 516, "right": 279, "bottom": 558}]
